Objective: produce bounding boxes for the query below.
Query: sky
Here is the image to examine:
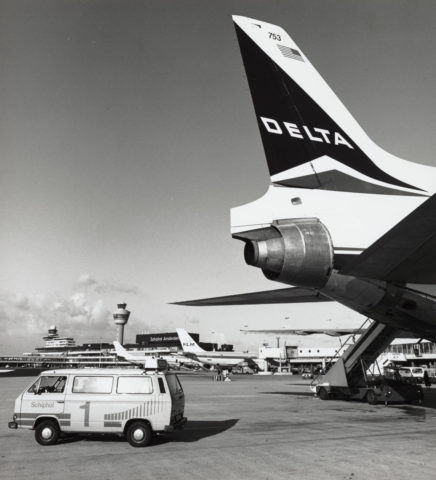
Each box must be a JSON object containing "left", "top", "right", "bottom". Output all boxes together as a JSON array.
[{"left": 2, "top": 0, "right": 436, "bottom": 354}]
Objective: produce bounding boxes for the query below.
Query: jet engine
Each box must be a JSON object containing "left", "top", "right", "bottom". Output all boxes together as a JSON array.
[{"left": 236, "top": 219, "right": 333, "bottom": 289}]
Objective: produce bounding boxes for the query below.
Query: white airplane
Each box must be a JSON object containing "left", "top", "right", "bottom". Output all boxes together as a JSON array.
[
  {"left": 176, "top": 328, "right": 257, "bottom": 369},
  {"left": 112, "top": 341, "right": 196, "bottom": 370},
  {"left": 175, "top": 16, "right": 436, "bottom": 343}
]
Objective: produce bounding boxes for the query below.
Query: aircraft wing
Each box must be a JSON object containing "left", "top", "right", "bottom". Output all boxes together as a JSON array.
[
  {"left": 241, "top": 328, "right": 364, "bottom": 337},
  {"left": 341, "top": 194, "right": 436, "bottom": 283},
  {"left": 171, "top": 287, "right": 333, "bottom": 306}
]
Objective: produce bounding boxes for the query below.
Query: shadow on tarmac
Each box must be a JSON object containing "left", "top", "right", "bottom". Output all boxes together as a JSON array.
[
  {"left": 391, "top": 405, "right": 428, "bottom": 421},
  {"left": 160, "top": 419, "right": 239, "bottom": 444},
  {"left": 56, "top": 419, "right": 239, "bottom": 446},
  {"left": 421, "top": 388, "right": 436, "bottom": 409},
  {"left": 262, "top": 387, "right": 436, "bottom": 409},
  {"left": 260, "top": 391, "right": 313, "bottom": 397},
  {"left": 57, "top": 434, "right": 124, "bottom": 445}
]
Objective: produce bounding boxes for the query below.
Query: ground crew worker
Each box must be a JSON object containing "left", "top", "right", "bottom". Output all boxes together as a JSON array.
[{"left": 424, "top": 370, "right": 431, "bottom": 389}]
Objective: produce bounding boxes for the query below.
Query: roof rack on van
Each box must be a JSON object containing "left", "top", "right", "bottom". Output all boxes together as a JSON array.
[{"left": 142, "top": 357, "right": 168, "bottom": 372}]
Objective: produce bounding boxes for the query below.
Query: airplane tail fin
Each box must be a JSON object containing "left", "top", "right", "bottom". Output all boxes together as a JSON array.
[
  {"left": 232, "top": 15, "right": 425, "bottom": 195},
  {"left": 113, "top": 341, "right": 168, "bottom": 370},
  {"left": 176, "top": 328, "right": 205, "bottom": 354},
  {"left": 113, "top": 341, "right": 130, "bottom": 360}
]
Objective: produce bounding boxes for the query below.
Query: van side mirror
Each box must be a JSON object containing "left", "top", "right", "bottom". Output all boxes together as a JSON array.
[{"left": 33, "top": 386, "right": 43, "bottom": 395}]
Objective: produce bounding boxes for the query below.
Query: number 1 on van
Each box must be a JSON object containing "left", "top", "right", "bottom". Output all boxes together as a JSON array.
[{"left": 80, "top": 402, "right": 90, "bottom": 427}]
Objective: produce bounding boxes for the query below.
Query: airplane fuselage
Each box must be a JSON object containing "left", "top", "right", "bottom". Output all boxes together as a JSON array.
[
  {"left": 188, "top": 351, "right": 257, "bottom": 368},
  {"left": 321, "top": 272, "right": 436, "bottom": 341},
  {"left": 232, "top": 185, "right": 428, "bottom": 255}
]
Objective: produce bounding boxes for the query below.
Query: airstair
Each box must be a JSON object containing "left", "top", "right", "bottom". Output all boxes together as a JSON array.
[{"left": 311, "top": 318, "right": 399, "bottom": 399}]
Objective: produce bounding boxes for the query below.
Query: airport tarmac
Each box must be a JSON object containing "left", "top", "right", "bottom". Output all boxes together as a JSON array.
[{"left": 1, "top": 374, "right": 436, "bottom": 480}]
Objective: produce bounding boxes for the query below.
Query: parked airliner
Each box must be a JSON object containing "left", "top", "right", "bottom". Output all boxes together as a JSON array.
[{"left": 176, "top": 329, "right": 257, "bottom": 369}]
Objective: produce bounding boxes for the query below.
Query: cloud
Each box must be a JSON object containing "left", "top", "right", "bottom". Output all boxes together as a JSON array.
[
  {"left": 77, "top": 273, "right": 97, "bottom": 289},
  {"left": 94, "top": 283, "right": 139, "bottom": 295},
  {"left": 11, "top": 293, "right": 30, "bottom": 310},
  {"left": 0, "top": 273, "right": 144, "bottom": 354},
  {"left": 0, "top": 292, "right": 113, "bottom": 345},
  {"left": 76, "top": 273, "right": 140, "bottom": 295}
]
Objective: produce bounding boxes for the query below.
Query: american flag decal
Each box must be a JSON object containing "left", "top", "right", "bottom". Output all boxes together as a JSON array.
[{"left": 277, "top": 45, "right": 304, "bottom": 62}]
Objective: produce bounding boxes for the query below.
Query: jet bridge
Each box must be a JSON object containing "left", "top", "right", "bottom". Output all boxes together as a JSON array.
[{"left": 311, "top": 319, "right": 399, "bottom": 400}]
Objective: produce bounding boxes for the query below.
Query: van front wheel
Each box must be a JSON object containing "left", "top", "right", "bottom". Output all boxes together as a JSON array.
[
  {"left": 35, "top": 419, "right": 60, "bottom": 446},
  {"left": 126, "top": 422, "right": 152, "bottom": 447}
]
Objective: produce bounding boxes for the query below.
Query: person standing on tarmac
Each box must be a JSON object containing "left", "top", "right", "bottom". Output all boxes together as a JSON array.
[
  {"left": 423, "top": 370, "right": 431, "bottom": 389},
  {"left": 216, "top": 365, "right": 222, "bottom": 381}
]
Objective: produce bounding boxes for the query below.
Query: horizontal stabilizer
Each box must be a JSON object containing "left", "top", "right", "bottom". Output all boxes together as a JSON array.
[
  {"left": 341, "top": 194, "right": 436, "bottom": 283},
  {"left": 241, "top": 328, "right": 364, "bottom": 337},
  {"left": 171, "top": 287, "right": 332, "bottom": 306}
]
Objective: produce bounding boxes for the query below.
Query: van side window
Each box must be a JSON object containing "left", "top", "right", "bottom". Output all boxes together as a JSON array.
[
  {"left": 158, "top": 378, "right": 166, "bottom": 393},
  {"left": 117, "top": 376, "right": 153, "bottom": 394},
  {"left": 72, "top": 376, "right": 113, "bottom": 394}
]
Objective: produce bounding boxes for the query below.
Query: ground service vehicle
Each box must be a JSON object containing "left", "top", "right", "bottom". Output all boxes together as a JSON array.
[
  {"left": 8, "top": 368, "right": 187, "bottom": 447},
  {"left": 231, "top": 366, "right": 255, "bottom": 375},
  {"left": 314, "top": 367, "right": 423, "bottom": 404},
  {"left": 364, "top": 375, "right": 424, "bottom": 404}
]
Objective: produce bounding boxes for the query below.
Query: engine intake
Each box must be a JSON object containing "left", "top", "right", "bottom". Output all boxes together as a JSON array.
[{"left": 238, "top": 218, "right": 333, "bottom": 289}]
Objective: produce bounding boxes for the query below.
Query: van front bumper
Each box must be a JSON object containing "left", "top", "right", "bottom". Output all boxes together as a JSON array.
[{"left": 164, "top": 416, "right": 187, "bottom": 432}]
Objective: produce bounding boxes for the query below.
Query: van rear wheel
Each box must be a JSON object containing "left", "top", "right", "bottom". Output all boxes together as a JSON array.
[
  {"left": 126, "top": 421, "right": 152, "bottom": 447},
  {"left": 35, "top": 419, "right": 60, "bottom": 446}
]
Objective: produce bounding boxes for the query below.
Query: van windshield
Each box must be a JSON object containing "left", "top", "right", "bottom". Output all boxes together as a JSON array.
[{"left": 166, "top": 374, "right": 183, "bottom": 395}]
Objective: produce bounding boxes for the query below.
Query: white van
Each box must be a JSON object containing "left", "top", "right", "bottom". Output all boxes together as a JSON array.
[{"left": 8, "top": 368, "right": 186, "bottom": 447}]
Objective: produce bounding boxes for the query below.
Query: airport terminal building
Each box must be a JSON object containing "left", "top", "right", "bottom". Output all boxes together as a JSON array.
[
  {"left": 135, "top": 332, "right": 233, "bottom": 352},
  {"left": 136, "top": 332, "right": 198, "bottom": 350},
  {"left": 2, "top": 324, "right": 436, "bottom": 376}
]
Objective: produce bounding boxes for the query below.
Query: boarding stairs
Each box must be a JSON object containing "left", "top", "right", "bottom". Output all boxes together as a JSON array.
[{"left": 311, "top": 318, "right": 399, "bottom": 395}]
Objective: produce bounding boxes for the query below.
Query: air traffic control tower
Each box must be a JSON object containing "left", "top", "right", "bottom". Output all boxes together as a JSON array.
[{"left": 112, "top": 303, "right": 130, "bottom": 345}]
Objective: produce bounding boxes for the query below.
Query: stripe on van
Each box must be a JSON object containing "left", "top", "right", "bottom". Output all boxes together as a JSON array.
[
  {"left": 103, "top": 401, "right": 164, "bottom": 422},
  {"left": 104, "top": 421, "right": 122, "bottom": 428}
]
